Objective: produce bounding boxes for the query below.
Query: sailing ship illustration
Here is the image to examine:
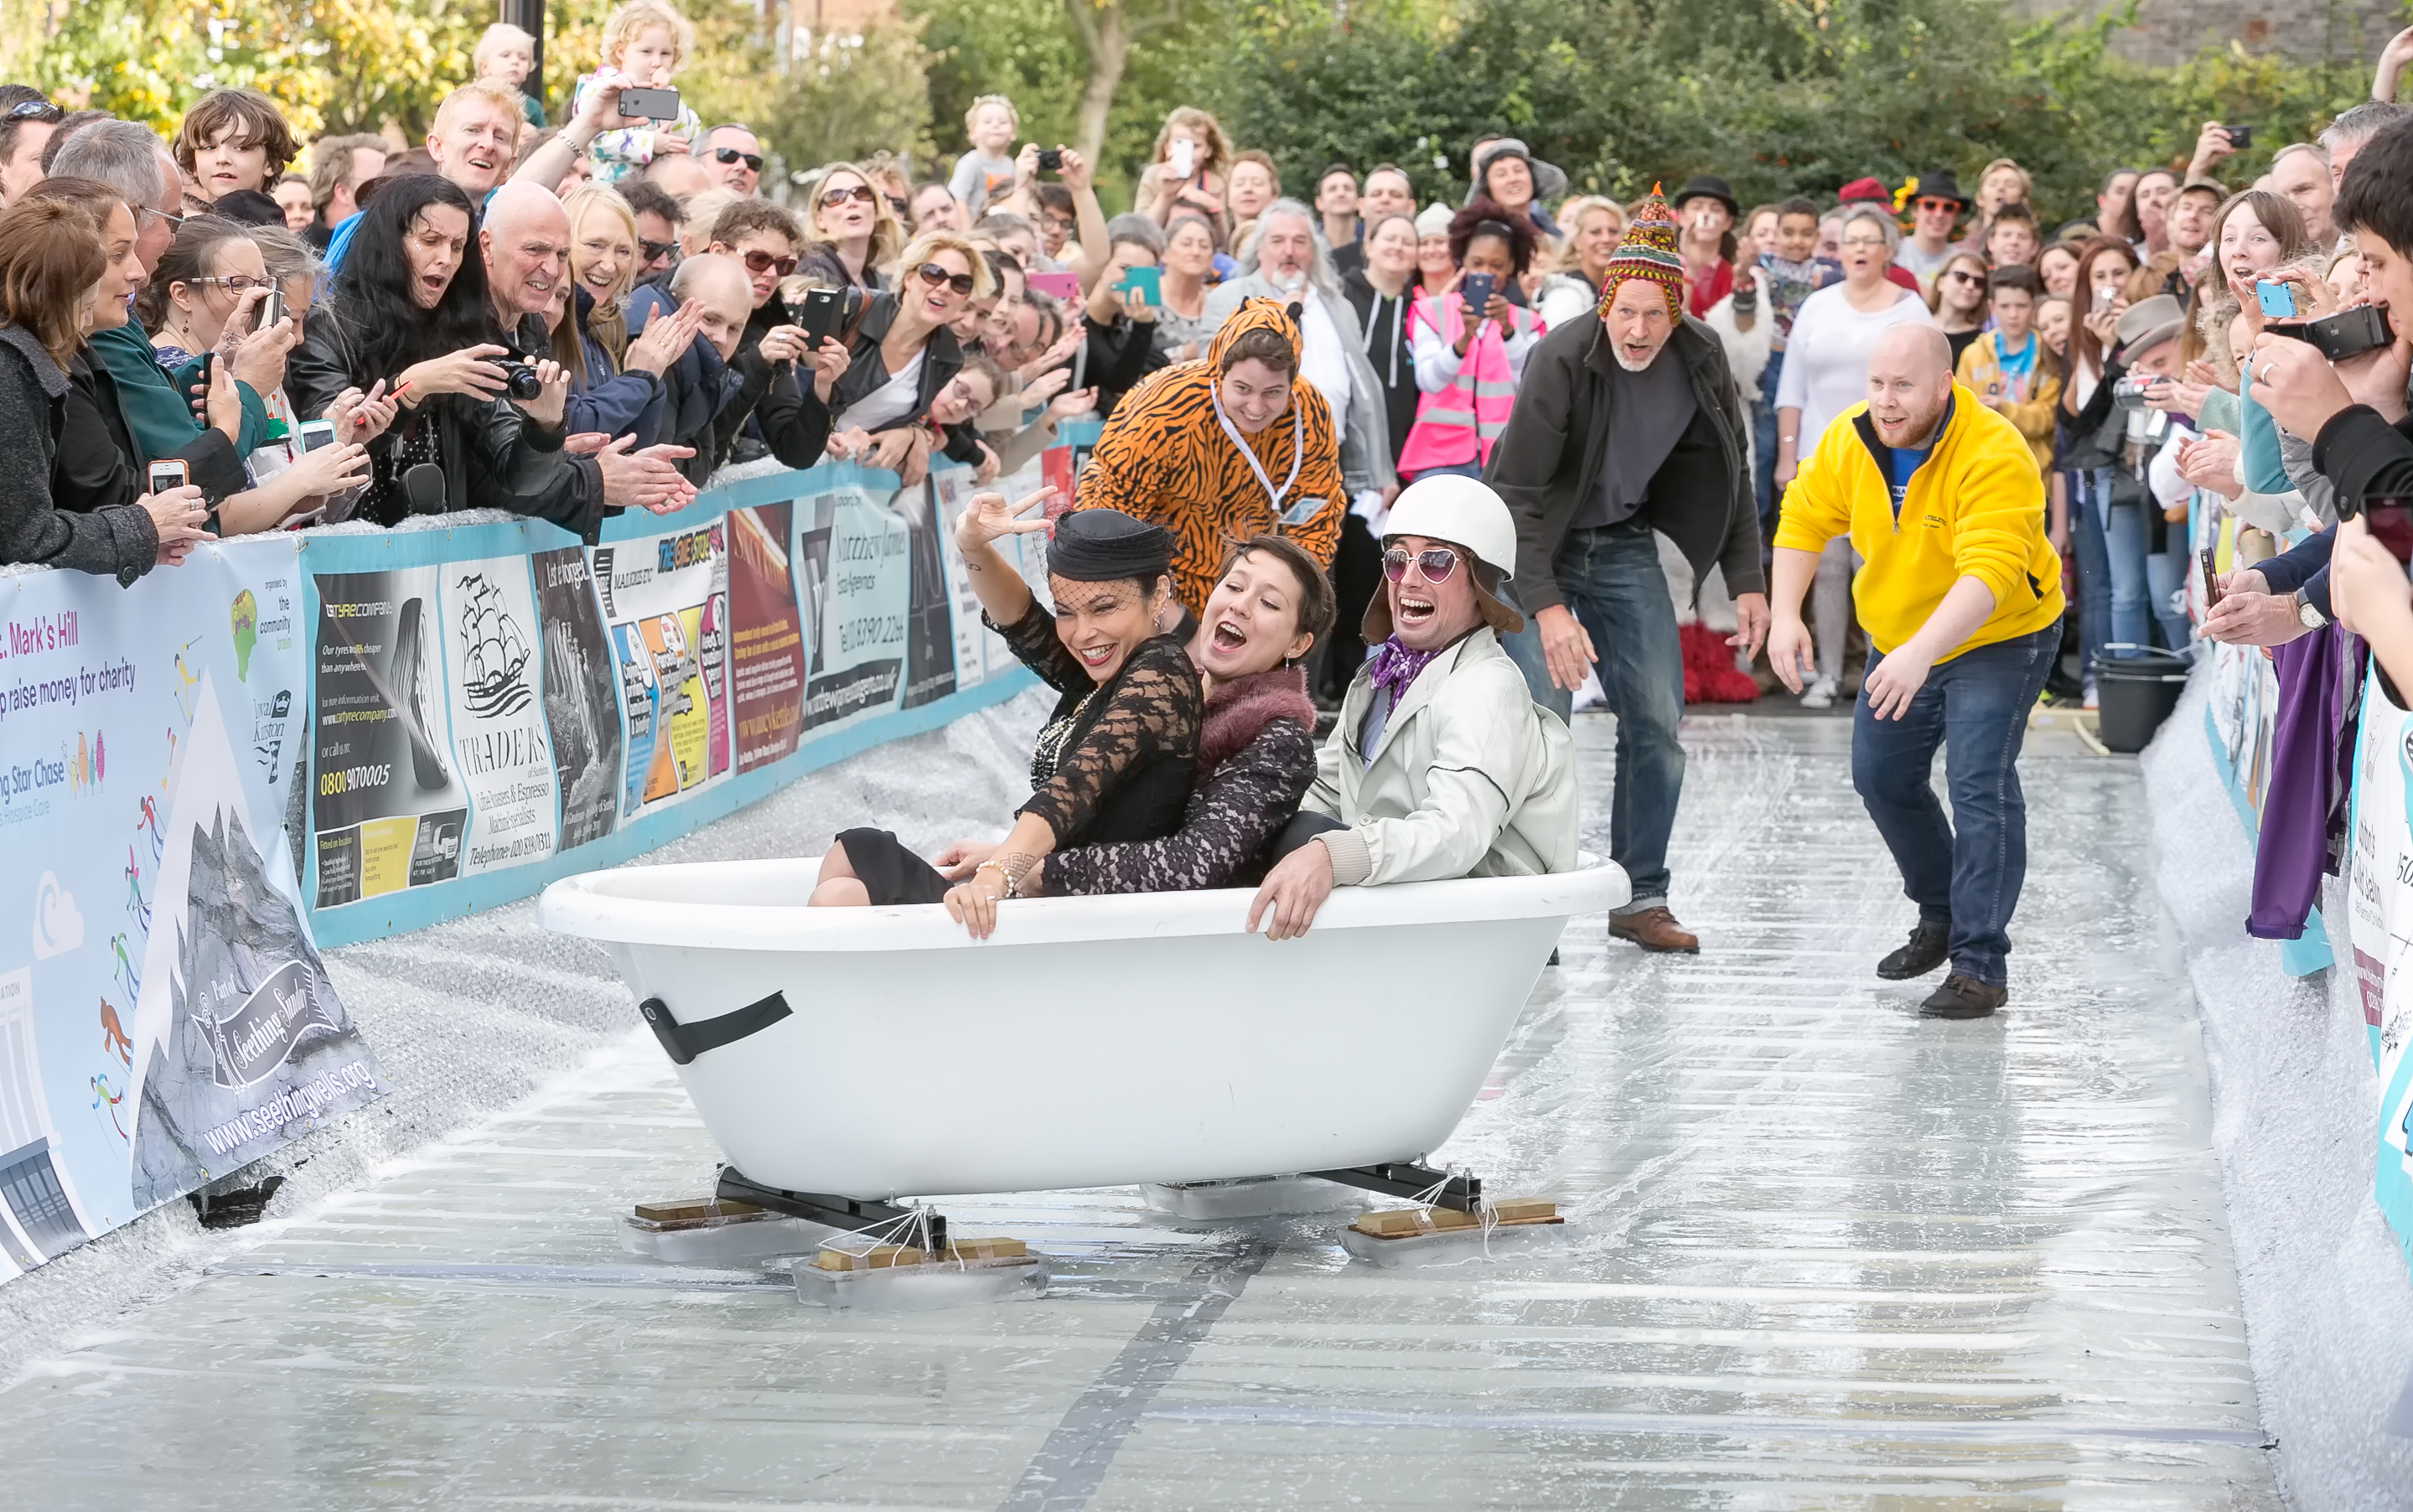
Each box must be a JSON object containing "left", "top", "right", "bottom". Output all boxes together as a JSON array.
[{"left": 455, "top": 572, "right": 533, "bottom": 719}]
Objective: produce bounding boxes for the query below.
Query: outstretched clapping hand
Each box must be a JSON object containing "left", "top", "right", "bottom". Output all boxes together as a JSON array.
[{"left": 955, "top": 484, "right": 1056, "bottom": 556}]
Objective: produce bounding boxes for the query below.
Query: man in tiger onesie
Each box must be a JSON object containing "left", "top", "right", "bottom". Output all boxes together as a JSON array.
[{"left": 1070, "top": 298, "right": 1346, "bottom": 618}]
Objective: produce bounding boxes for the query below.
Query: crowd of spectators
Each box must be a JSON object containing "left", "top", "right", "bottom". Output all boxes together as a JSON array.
[{"left": 4, "top": 7, "right": 2413, "bottom": 772}]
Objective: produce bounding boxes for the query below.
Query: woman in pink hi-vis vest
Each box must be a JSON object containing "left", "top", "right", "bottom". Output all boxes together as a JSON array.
[{"left": 1401, "top": 203, "right": 1546, "bottom": 479}]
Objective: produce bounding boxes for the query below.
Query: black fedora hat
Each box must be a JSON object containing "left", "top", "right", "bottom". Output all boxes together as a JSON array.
[
  {"left": 1669, "top": 173, "right": 1739, "bottom": 219},
  {"left": 1908, "top": 168, "right": 1970, "bottom": 210}
]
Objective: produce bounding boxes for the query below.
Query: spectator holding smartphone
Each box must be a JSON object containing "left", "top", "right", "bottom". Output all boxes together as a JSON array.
[
  {"left": 825, "top": 232, "right": 992, "bottom": 482},
  {"left": 1400, "top": 205, "right": 1540, "bottom": 482},
  {"left": 1134, "top": 108, "right": 1231, "bottom": 240},
  {"left": 51, "top": 123, "right": 291, "bottom": 477},
  {"left": 2227, "top": 117, "right": 2413, "bottom": 667},
  {"left": 24, "top": 179, "right": 328, "bottom": 538},
  {"left": 572, "top": 1, "right": 702, "bottom": 184},
  {"left": 0, "top": 199, "right": 207, "bottom": 578}
]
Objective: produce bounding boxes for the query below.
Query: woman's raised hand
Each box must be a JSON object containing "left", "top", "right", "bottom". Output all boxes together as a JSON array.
[
  {"left": 955, "top": 484, "right": 1056, "bottom": 555},
  {"left": 624, "top": 299, "right": 707, "bottom": 376}
]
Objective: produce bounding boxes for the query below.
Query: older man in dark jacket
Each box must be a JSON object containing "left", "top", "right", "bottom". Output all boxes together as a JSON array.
[{"left": 1486, "top": 188, "right": 1767, "bottom": 956}]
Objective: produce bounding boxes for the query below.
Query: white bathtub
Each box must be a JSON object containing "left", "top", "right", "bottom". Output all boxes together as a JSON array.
[{"left": 536, "top": 857, "right": 1628, "bottom": 1199}]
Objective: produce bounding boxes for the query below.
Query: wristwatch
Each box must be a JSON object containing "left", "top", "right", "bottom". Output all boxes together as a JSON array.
[{"left": 2295, "top": 587, "right": 2328, "bottom": 629}]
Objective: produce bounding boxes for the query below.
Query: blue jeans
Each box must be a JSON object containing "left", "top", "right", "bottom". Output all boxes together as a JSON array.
[
  {"left": 1753, "top": 350, "right": 1784, "bottom": 539},
  {"left": 1501, "top": 520, "right": 1685, "bottom": 909},
  {"left": 2069, "top": 468, "right": 2149, "bottom": 660},
  {"left": 2061, "top": 469, "right": 2109, "bottom": 681},
  {"left": 1851, "top": 621, "right": 2059, "bottom": 988},
  {"left": 1410, "top": 459, "right": 1486, "bottom": 481}
]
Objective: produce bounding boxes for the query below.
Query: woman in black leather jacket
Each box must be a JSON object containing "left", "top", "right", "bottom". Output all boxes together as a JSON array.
[{"left": 284, "top": 175, "right": 620, "bottom": 541}]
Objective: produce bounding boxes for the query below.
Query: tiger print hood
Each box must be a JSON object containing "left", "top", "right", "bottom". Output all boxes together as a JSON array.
[{"left": 1204, "top": 296, "right": 1304, "bottom": 370}]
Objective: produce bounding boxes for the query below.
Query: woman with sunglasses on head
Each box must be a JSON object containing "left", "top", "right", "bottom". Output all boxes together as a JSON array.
[
  {"left": 796, "top": 162, "right": 904, "bottom": 294},
  {"left": 1924, "top": 251, "right": 1992, "bottom": 370},
  {"left": 810, "top": 491, "right": 1204, "bottom": 937},
  {"left": 826, "top": 231, "right": 992, "bottom": 482}
]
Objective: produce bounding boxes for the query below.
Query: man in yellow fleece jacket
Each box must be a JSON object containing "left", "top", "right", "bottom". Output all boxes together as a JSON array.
[{"left": 1768, "top": 324, "right": 2064, "bottom": 1019}]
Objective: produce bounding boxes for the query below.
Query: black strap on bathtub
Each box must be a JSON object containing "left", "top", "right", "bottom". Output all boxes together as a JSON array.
[{"left": 638, "top": 992, "right": 792, "bottom": 1066}]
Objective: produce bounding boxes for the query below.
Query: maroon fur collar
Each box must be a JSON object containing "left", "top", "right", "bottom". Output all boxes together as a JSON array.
[{"left": 1196, "top": 666, "right": 1317, "bottom": 779}]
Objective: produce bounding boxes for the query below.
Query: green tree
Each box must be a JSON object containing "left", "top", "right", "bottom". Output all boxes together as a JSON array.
[{"left": 761, "top": 21, "right": 940, "bottom": 177}]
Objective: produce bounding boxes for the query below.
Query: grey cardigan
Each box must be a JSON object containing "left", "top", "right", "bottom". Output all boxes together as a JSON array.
[{"left": 0, "top": 324, "right": 156, "bottom": 584}]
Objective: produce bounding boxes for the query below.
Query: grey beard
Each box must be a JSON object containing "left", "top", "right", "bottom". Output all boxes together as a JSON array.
[{"left": 1611, "top": 341, "right": 1665, "bottom": 373}]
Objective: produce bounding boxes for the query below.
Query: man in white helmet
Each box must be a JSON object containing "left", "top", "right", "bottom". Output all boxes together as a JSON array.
[{"left": 1249, "top": 474, "right": 1582, "bottom": 939}]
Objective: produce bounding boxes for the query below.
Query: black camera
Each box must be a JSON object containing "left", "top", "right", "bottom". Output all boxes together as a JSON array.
[
  {"left": 2222, "top": 122, "right": 2254, "bottom": 149},
  {"left": 2267, "top": 303, "right": 2395, "bottom": 362},
  {"left": 497, "top": 360, "right": 544, "bottom": 401},
  {"left": 1038, "top": 148, "right": 1064, "bottom": 172}
]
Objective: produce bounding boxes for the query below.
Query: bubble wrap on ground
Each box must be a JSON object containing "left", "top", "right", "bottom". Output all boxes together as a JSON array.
[{"left": 2141, "top": 673, "right": 2413, "bottom": 1509}]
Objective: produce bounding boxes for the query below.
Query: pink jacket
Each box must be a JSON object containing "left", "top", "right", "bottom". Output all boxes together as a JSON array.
[{"left": 1399, "top": 293, "right": 1540, "bottom": 474}]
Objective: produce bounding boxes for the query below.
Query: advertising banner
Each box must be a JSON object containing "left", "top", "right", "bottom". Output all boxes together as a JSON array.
[
  {"left": 800, "top": 482, "right": 911, "bottom": 733},
  {"left": 2, "top": 440, "right": 1095, "bottom": 1285},
  {"left": 293, "top": 448, "right": 1077, "bottom": 948},
  {"left": 0, "top": 539, "right": 382, "bottom": 1280},
  {"left": 2342, "top": 666, "right": 2413, "bottom": 1271},
  {"left": 593, "top": 517, "right": 732, "bottom": 817},
  {"left": 309, "top": 566, "right": 469, "bottom": 907}
]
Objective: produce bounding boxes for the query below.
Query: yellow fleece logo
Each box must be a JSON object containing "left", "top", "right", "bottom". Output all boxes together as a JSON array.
[{"left": 1923, "top": 513, "right": 1946, "bottom": 529}]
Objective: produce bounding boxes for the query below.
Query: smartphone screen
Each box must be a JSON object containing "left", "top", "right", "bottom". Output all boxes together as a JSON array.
[
  {"left": 298, "top": 420, "right": 336, "bottom": 453},
  {"left": 147, "top": 460, "right": 189, "bottom": 495}
]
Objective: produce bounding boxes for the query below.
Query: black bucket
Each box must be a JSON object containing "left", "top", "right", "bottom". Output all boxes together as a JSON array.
[{"left": 2095, "top": 645, "right": 2192, "bottom": 753}]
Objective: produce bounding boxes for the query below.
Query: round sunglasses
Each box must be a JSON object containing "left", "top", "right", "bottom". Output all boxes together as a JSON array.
[
  {"left": 914, "top": 261, "right": 976, "bottom": 297},
  {"left": 1381, "top": 546, "right": 1460, "bottom": 583}
]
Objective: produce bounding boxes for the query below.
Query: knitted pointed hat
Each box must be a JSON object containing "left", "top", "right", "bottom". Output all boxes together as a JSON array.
[{"left": 1598, "top": 183, "right": 1685, "bottom": 319}]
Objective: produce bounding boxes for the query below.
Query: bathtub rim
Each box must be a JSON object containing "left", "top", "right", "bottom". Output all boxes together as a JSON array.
[{"left": 536, "top": 854, "right": 1628, "bottom": 952}]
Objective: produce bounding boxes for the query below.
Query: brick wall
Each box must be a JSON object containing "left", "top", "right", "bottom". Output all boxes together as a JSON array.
[{"left": 2021, "top": 0, "right": 2400, "bottom": 67}]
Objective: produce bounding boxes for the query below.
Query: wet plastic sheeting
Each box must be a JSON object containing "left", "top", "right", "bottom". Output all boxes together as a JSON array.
[{"left": 0, "top": 716, "right": 2276, "bottom": 1508}]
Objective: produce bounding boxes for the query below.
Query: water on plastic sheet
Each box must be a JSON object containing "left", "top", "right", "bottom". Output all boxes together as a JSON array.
[{"left": 0, "top": 714, "right": 2277, "bottom": 1508}]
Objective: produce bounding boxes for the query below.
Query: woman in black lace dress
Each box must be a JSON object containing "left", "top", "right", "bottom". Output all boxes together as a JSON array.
[
  {"left": 1022, "top": 534, "right": 1333, "bottom": 898},
  {"left": 808, "top": 492, "right": 1202, "bottom": 935}
]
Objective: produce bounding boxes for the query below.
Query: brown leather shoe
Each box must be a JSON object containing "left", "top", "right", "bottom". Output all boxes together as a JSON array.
[{"left": 1609, "top": 906, "right": 1698, "bottom": 954}]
